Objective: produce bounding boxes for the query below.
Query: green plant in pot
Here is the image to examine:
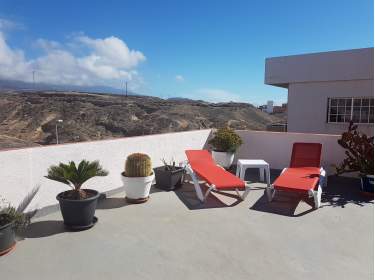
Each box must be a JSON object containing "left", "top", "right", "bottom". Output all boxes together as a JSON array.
[
  {"left": 0, "top": 186, "right": 39, "bottom": 256},
  {"left": 45, "top": 160, "right": 108, "bottom": 229},
  {"left": 334, "top": 122, "right": 374, "bottom": 193},
  {"left": 208, "top": 127, "right": 243, "bottom": 168},
  {"left": 121, "top": 153, "right": 154, "bottom": 203},
  {"left": 154, "top": 158, "right": 185, "bottom": 191}
]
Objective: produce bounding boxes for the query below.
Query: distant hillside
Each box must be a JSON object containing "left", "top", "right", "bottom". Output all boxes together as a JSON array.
[
  {"left": 0, "top": 91, "right": 283, "bottom": 149},
  {"left": 0, "top": 79, "right": 133, "bottom": 95}
]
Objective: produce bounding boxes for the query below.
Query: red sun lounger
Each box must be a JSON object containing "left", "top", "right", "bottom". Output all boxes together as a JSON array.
[
  {"left": 266, "top": 143, "right": 327, "bottom": 209},
  {"left": 185, "top": 150, "right": 251, "bottom": 202}
]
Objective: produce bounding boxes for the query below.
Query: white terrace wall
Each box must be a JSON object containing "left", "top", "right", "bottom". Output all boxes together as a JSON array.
[
  {"left": 235, "top": 130, "right": 345, "bottom": 175},
  {"left": 0, "top": 130, "right": 211, "bottom": 211},
  {"left": 0, "top": 129, "right": 347, "bottom": 212}
]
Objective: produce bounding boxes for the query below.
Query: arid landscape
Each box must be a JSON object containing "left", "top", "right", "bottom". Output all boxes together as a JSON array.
[{"left": 0, "top": 91, "right": 285, "bottom": 149}]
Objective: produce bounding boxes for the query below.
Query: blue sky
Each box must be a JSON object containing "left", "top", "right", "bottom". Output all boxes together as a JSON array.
[{"left": 0, "top": 0, "right": 373, "bottom": 105}]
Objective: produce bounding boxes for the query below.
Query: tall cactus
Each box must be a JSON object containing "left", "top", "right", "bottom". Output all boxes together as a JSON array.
[{"left": 125, "top": 153, "right": 153, "bottom": 177}]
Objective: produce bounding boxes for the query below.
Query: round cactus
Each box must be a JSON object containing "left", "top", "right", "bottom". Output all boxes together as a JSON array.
[{"left": 125, "top": 153, "right": 153, "bottom": 177}]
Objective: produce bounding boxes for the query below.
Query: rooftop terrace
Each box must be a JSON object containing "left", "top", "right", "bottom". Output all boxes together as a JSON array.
[
  {"left": 1, "top": 171, "right": 373, "bottom": 280},
  {"left": 0, "top": 129, "right": 373, "bottom": 279}
]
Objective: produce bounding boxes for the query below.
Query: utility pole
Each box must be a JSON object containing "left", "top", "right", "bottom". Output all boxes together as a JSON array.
[
  {"left": 125, "top": 81, "right": 128, "bottom": 97},
  {"left": 55, "top": 119, "right": 63, "bottom": 144},
  {"left": 32, "top": 70, "right": 36, "bottom": 90}
]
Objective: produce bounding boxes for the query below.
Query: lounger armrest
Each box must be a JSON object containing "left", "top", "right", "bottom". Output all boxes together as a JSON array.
[{"left": 319, "top": 167, "right": 327, "bottom": 188}]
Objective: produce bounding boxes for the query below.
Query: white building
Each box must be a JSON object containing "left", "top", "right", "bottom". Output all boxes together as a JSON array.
[
  {"left": 265, "top": 48, "right": 374, "bottom": 135},
  {"left": 266, "top": 100, "right": 274, "bottom": 113},
  {"left": 259, "top": 100, "right": 274, "bottom": 114}
]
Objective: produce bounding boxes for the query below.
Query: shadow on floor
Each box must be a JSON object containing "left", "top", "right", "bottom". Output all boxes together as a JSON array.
[
  {"left": 150, "top": 186, "right": 165, "bottom": 194},
  {"left": 174, "top": 185, "right": 244, "bottom": 210},
  {"left": 97, "top": 197, "right": 129, "bottom": 209},
  {"left": 97, "top": 186, "right": 164, "bottom": 209},
  {"left": 250, "top": 175, "right": 374, "bottom": 217},
  {"left": 248, "top": 168, "right": 318, "bottom": 217},
  {"left": 23, "top": 220, "right": 67, "bottom": 238},
  {"left": 250, "top": 190, "right": 316, "bottom": 217},
  {"left": 322, "top": 176, "right": 374, "bottom": 208},
  {"left": 235, "top": 167, "right": 281, "bottom": 183}
]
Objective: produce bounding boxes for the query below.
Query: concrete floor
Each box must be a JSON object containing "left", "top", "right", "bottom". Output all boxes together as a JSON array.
[{"left": 0, "top": 172, "right": 373, "bottom": 280}]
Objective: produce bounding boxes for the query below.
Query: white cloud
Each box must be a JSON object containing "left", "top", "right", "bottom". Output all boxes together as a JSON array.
[
  {"left": 175, "top": 75, "right": 184, "bottom": 82},
  {"left": 77, "top": 36, "right": 145, "bottom": 69},
  {"left": 0, "top": 31, "right": 31, "bottom": 81},
  {"left": 0, "top": 18, "right": 23, "bottom": 31},
  {"left": 0, "top": 19, "right": 146, "bottom": 88},
  {"left": 193, "top": 88, "right": 242, "bottom": 103},
  {"left": 34, "top": 38, "right": 61, "bottom": 51}
]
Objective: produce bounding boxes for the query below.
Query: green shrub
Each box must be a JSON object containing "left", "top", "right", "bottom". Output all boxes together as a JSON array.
[
  {"left": 161, "top": 158, "right": 179, "bottom": 171},
  {"left": 208, "top": 127, "right": 243, "bottom": 153},
  {"left": 125, "top": 153, "right": 153, "bottom": 177},
  {"left": 0, "top": 186, "right": 40, "bottom": 230},
  {"left": 45, "top": 160, "right": 108, "bottom": 199}
]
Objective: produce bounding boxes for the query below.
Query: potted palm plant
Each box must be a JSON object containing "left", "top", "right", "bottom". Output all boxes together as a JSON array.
[
  {"left": 209, "top": 127, "right": 243, "bottom": 168},
  {"left": 335, "top": 122, "right": 374, "bottom": 193},
  {"left": 121, "top": 153, "right": 154, "bottom": 203},
  {"left": 45, "top": 160, "right": 108, "bottom": 229},
  {"left": 0, "top": 186, "right": 39, "bottom": 256},
  {"left": 154, "top": 158, "right": 184, "bottom": 191}
]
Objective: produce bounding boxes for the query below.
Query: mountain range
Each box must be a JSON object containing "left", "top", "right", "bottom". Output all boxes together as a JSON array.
[
  {"left": 0, "top": 90, "right": 285, "bottom": 149},
  {"left": 0, "top": 79, "right": 131, "bottom": 95}
]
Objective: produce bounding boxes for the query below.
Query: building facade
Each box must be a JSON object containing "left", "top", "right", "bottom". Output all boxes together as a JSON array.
[
  {"left": 265, "top": 48, "right": 374, "bottom": 135},
  {"left": 259, "top": 100, "right": 274, "bottom": 113}
]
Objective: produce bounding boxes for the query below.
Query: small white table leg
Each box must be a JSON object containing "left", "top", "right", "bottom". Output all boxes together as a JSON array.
[
  {"left": 265, "top": 165, "right": 271, "bottom": 188},
  {"left": 236, "top": 162, "right": 240, "bottom": 177},
  {"left": 259, "top": 168, "right": 264, "bottom": 182},
  {"left": 240, "top": 166, "right": 245, "bottom": 180}
]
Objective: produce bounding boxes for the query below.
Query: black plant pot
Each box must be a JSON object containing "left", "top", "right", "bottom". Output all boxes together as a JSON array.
[
  {"left": 361, "top": 175, "right": 374, "bottom": 193},
  {"left": 154, "top": 166, "right": 184, "bottom": 191},
  {"left": 56, "top": 189, "right": 99, "bottom": 230},
  {"left": 0, "top": 220, "right": 15, "bottom": 256}
]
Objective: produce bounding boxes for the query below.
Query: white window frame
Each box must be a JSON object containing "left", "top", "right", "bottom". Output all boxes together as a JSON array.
[{"left": 327, "top": 97, "right": 374, "bottom": 124}]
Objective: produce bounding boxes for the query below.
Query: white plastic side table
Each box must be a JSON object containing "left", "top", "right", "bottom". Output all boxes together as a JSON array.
[{"left": 236, "top": 159, "right": 270, "bottom": 187}]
